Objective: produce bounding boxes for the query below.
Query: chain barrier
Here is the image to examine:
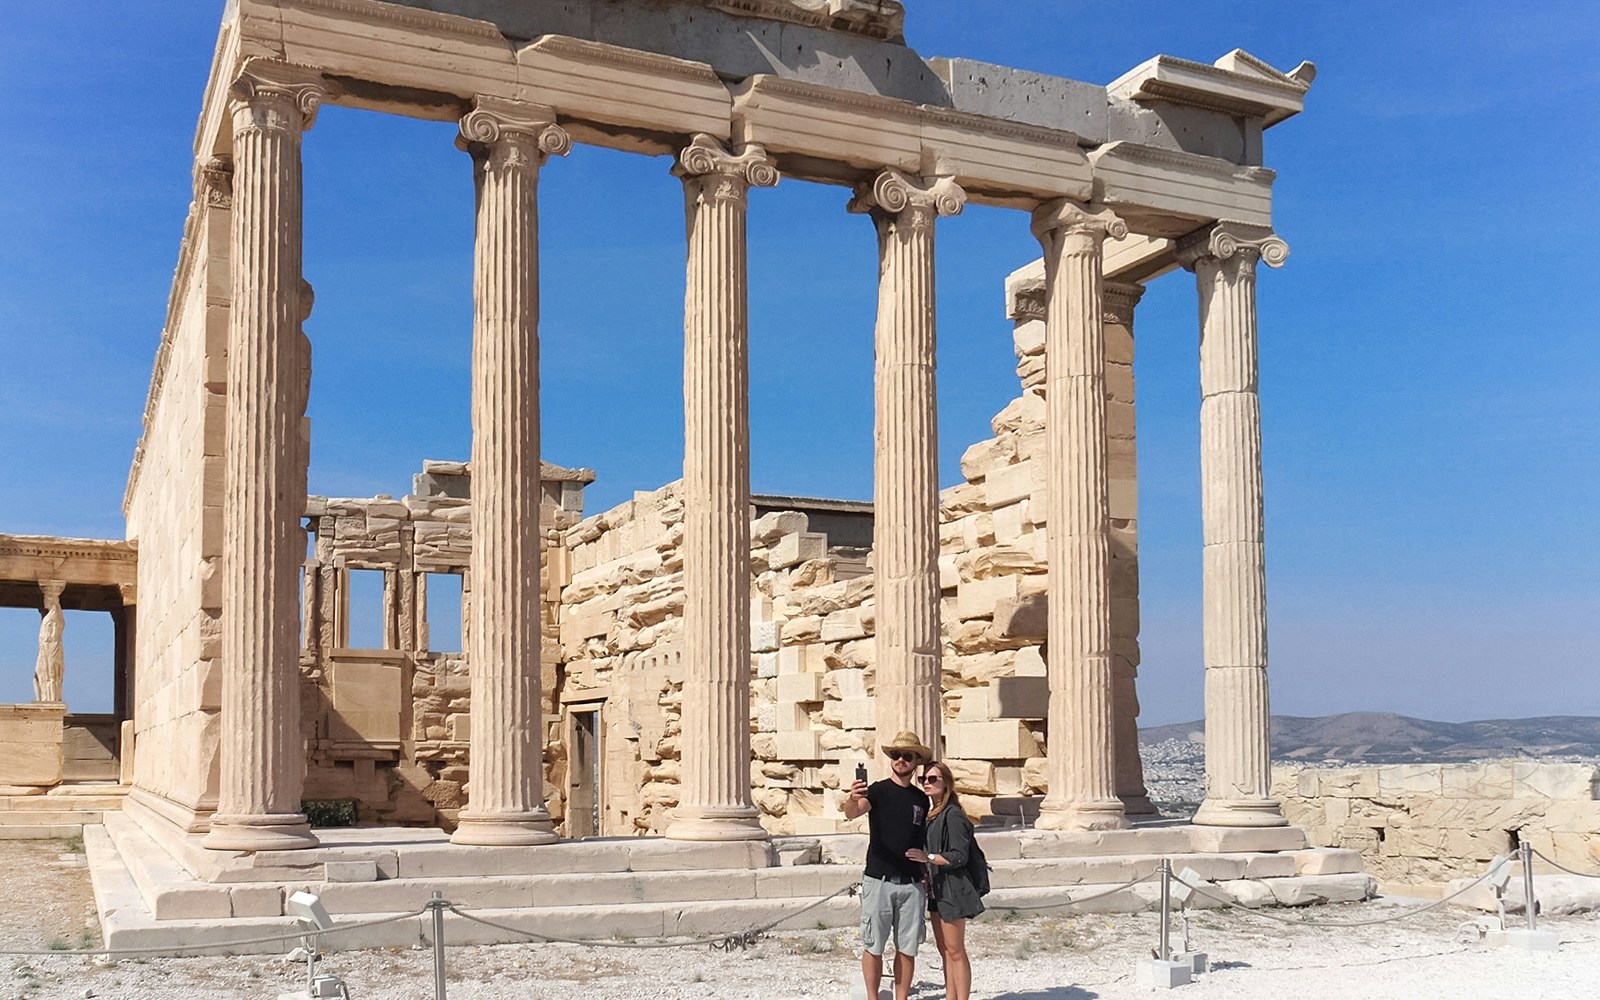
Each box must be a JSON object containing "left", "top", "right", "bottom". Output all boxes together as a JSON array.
[
  {"left": 0, "top": 907, "right": 429, "bottom": 959},
  {"left": 1169, "top": 854, "right": 1514, "bottom": 930},
  {"left": 445, "top": 880, "right": 862, "bottom": 952},
  {"left": 1530, "top": 848, "right": 1600, "bottom": 880},
  {"left": 988, "top": 870, "right": 1161, "bottom": 913}
]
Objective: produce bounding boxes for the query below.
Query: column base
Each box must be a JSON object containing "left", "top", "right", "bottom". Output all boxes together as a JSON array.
[
  {"left": 1034, "top": 797, "right": 1129, "bottom": 832},
  {"left": 1192, "top": 796, "right": 1287, "bottom": 828},
  {"left": 1120, "top": 792, "right": 1159, "bottom": 816},
  {"left": 201, "top": 813, "right": 318, "bottom": 852},
  {"left": 451, "top": 809, "right": 559, "bottom": 846},
  {"left": 665, "top": 805, "right": 768, "bottom": 841}
]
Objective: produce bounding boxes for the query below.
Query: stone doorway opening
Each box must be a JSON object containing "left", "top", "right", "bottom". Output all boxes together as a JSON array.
[{"left": 567, "top": 705, "right": 603, "bottom": 838}]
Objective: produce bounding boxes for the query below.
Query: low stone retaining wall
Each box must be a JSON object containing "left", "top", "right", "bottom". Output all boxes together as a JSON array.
[{"left": 1272, "top": 761, "right": 1600, "bottom": 883}]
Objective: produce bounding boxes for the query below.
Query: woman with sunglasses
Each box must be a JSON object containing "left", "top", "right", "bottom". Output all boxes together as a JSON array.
[{"left": 905, "top": 760, "right": 982, "bottom": 1000}]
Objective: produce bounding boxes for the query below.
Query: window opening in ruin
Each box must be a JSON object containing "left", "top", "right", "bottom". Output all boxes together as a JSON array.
[
  {"left": 0, "top": 607, "right": 40, "bottom": 704},
  {"left": 424, "top": 572, "right": 463, "bottom": 654},
  {"left": 343, "top": 568, "right": 388, "bottom": 650},
  {"left": 569, "top": 707, "right": 602, "bottom": 838}
]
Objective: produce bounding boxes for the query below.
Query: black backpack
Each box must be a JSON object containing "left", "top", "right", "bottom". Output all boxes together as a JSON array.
[{"left": 939, "top": 810, "right": 992, "bottom": 896}]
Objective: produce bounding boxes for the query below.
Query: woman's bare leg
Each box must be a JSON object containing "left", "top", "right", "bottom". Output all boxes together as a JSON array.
[{"left": 933, "top": 915, "right": 970, "bottom": 1000}]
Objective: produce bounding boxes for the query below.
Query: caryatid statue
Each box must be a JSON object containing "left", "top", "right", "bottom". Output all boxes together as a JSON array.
[{"left": 34, "top": 580, "right": 65, "bottom": 703}]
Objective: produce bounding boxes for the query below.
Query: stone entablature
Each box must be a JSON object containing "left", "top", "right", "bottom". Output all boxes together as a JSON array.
[{"left": 1274, "top": 762, "right": 1600, "bottom": 884}]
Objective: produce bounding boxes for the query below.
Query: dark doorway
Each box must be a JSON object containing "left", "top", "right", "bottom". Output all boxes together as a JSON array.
[{"left": 568, "top": 707, "right": 601, "bottom": 838}]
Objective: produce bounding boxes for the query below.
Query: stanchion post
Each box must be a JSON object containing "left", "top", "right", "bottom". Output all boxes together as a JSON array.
[
  {"left": 1521, "top": 841, "right": 1537, "bottom": 932},
  {"left": 431, "top": 890, "right": 448, "bottom": 1000},
  {"left": 1136, "top": 858, "right": 1191, "bottom": 989},
  {"left": 1158, "top": 858, "right": 1172, "bottom": 962}
]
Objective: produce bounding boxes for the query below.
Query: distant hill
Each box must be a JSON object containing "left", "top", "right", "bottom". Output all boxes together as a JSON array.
[{"left": 1140, "top": 712, "right": 1600, "bottom": 762}]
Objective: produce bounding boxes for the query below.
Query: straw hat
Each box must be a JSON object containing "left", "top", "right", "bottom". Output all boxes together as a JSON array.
[{"left": 879, "top": 730, "right": 933, "bottom": 760}]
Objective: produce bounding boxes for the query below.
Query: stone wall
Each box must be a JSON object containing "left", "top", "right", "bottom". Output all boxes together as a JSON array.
[
  {"left": 299, "top": 460, "right": 590, "bottom": 826},
  {"left": 1273, "top": 762, "right": 1600, "bottom": 883},
  {"left": 122, "top": 191, "right": 230, "bottom": 826}
]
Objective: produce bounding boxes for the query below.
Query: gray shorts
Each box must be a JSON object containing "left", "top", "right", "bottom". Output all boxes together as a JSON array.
[{"left": 860, "top": 876, "right": 926, "bottom": 957}]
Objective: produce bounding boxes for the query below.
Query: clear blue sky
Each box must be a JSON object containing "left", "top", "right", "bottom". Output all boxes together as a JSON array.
[{"left": 0, "top": 2, "right": 1595, "bottom": 724}]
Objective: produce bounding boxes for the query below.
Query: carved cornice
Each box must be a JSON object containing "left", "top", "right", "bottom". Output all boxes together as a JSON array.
[
  {"left": 523, "top": 35, "right": 725, "bottom": 86},
  {"left": 1031, "top": 199, "right": 1128, "bottom": 246},
  {"left": 0, "top": 534, "right": 138, "bottom": 572},
  {"left": 457, "top": 97, "right": 571, "bottom": 167},
  {"left": 848, "top": 169, "right": 965, "bottom": 222},
  {"left": 674, "top": 134, "right": 779, "bottom": 198},
  {"left": 703, "top": 0, "right": 905, "bottom": 41},
  {"left": 1175, "top": 222, "right": 1289, "bottom": 272},
  {"left": 1089, "top": 140, "right": 1276, "bottom": 184},
  {"left": 230, "top": 61, "right": 327, "bottom": 131},
  {"left": 283, "top": 0, "right": 505, "bottom": 41},
  {"left": 1103, "top": 281, "right": 1147, "bottom": 327}
]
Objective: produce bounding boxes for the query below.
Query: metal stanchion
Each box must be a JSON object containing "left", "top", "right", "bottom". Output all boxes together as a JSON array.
[
  {"left": 1486, "top": 840, "right": 1558, "bottom": 951},
  {"left": 1521, "top": 841, "right": 1537, "bottom": 932},
  {"left": 430, "top": 891, "right": 448, "bottom": 1000},
  {"left": 1136, "top": 859, "right": 1192, "bottom": 989}
]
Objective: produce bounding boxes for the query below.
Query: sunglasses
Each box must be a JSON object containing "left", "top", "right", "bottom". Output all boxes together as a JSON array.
[
  {"left": 920, "top": 775, "right": 943, "bottom": 785},
  {"left": 886, "top": 751, "right": 921, "bottom": 763}
]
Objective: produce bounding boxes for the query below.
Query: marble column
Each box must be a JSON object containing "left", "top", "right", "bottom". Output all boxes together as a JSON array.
[
  {"left": 1177, "top": 222, "right": 1289, "bottom": 828},
  {"left": 34, "top": 580, "right": 65, "bottom": 704},
  {"left": 666, "top": 134, "right": 777, "bottom": 841},
  {"left": 1103, "top": 281, "right": 1157, "bottom": 815},
  {"left": 1030, "top": 200, "right": 1129, "bottom": 832},
  {"left": 451, "top": 98, "right": 570, "bottom": 846},
  {"left": 204, "top": 62, "right": 323, "bottom": 852},
  {"left": 849, "top": 169, "right": 964, "bottom": 768}
]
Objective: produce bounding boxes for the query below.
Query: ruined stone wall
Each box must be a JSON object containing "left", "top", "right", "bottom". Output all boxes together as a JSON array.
[
  {"left": 299, "top": 462, "right": 587, "bottom": 827},
  {"left": 122, "top": 197, "right": 230, "bottom": 822},
  {"left": 1273, "top": 762, "right": 1600, "bottom": 883}
]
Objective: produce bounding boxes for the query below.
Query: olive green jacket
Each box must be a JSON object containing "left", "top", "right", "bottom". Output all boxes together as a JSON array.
[{"left": 928, "top": 804, "right": 986, "bottom": 921}]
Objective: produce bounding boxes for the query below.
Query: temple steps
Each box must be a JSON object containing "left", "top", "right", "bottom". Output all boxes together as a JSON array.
[
  {"left": 87, "top": 806, "right": 1371, "bottom": 954},
  {"left": 0, "top": 783, "right": 126, "bottom": 837}
]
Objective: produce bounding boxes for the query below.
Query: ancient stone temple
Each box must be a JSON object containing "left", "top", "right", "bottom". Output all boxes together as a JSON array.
[{"left": 4, "top": 0, "right": 1377, "bottom": 948}]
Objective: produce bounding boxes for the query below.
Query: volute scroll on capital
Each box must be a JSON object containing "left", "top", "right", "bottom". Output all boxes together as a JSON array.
[
  {"left": 1175, "top": 222, "right": 1290, "bottom": 272},
  {"left": 228, "top": 61, "right": 327, "bottom": 131},
  {"left": 196, "top": 155, "right": 234, "bottom": 210},
  {"left": 457, "top": 98, "right": 571, "bottom": 164},
  {"left": 848, "top": 169, "right": 966, "bottom": 222},
  {"left": 1030, "top": 199, "right": 1128, "bottom": 248},
  {"left": 673, "top": 134, "right": 780, "bottom": 191}
]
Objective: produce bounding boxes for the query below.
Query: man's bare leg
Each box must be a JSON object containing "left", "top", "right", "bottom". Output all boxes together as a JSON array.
[
  {"left": 862, "top": 950, "right": 883, "bottom": 999},
  {"left": 893, "top": 952, "right": 916, "bottom": 1000}
]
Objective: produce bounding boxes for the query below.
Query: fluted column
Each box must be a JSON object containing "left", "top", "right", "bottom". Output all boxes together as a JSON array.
[
  {"left": 666, "top": 134, "right": 777, "bottom": 841},
  {"left": 204, "top": 62, "right": 323, "bottom": 851},
  {"left": 849, "top": 170, "right": 964, "bottom": 770},
  {"left": 1103, "top": 281, "right": 1157, "bottom": 815},
  {"left": 1031, "top": 200, "right": 1129, "bottom": 832},
  {"left": 451, "top": 97, "right": 570, "bottom": 846},
  {"left": 1177, "top": 222, "right": 1289, "bottom": 828}
]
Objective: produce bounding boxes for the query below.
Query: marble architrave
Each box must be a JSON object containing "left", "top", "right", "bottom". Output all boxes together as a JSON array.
[{"left": 1178, "top": 222, "right": 1289, "bottom": 829}]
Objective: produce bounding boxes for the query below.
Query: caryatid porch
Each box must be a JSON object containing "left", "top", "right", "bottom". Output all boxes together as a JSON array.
[{"left": 123, "top": 0, "right": 1313, "bottom": 853}]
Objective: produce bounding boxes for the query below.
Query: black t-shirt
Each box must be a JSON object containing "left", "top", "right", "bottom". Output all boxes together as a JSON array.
[{"left": 864, "top": 778, "right": 929, "bottom": 880}]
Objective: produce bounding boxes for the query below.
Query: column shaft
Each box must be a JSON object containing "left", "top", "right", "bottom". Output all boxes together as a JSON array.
[
  {"left": 1031, "top": 201, "right": 1128, "bottom": 832},
  {"left": 452, "top": 99, "right": 569, "bottom": 846},
  {"left": 1180, "top": 224, "right": 1289, "bottom": 828},
  {"left": 853, "top": 170, "right": 964, "bottom": 769},
  {"left": 667, "top": 135, "right": 777, "bottom": 841},
  {"left": 205, "top": 63, "right": 322, "bottom": 851}
]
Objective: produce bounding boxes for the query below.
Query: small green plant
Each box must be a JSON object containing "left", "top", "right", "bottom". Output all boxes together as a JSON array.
[
  {"left": 76, "top": 929, "right": 97, "bottom": 950},
  {"left": 1001, "top": 909, "right": 1022, "bottom": 923},
  {"left": 62, "top": 833, "right": 86, "bottom": 854},
  {"left": 45, "top": 940, "right": 69, "bottom": 952},
  {"left": 814, "top": 920, "right": 827, "bottom": 931}
]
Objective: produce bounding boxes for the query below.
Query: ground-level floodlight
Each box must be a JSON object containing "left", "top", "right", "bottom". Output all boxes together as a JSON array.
[
  {"left": 1485, "top": 843, "right": 1559, "bottom": 952},
  {"left": 279, "top": 891, "right": 351, "bottom": 1000}
]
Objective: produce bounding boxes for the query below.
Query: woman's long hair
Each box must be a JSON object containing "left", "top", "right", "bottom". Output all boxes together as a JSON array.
[{"left": 923, "top": 760, "right": 958, "bottom": 820}]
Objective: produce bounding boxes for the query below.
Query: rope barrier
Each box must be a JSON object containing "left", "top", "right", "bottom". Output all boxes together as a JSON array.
[
  {"left": 1530, "top": 848, "right": 1600, "bottom": 880},
  {"left": 988, "top": 870, "right": 1161, "bottom": 912},
  {"left": 0, "top": 907, "right": 430, "bottom": 959},
  {"left": 445, "top": 880, "right": 862, "bottom": 951},
  {"left": 1170, "top": 855, "right": 1513, "bottom": 930}
]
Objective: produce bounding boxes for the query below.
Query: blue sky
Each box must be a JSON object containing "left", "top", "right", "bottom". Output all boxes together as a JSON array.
[{"left": 0, "top": 2, "right": 1595, "bottom": 724}]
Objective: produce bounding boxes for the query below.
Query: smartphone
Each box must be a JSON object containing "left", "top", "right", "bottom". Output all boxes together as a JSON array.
[{"left": 855, "top": 763, "right": 868, "bottom": 784}]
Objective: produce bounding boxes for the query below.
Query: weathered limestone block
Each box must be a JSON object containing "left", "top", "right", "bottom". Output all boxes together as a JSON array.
[
  {"left": 775, "top": 731, "right": 824, "bottom": 760},
  {"left": 771, "top": 531, "right": 828, "bottom": 570},
  {"left": 947, "top": 759, "right": 997, "bottom": 795},
  {"left": 945, "top": 721, "right": 1040, "bottom": 760},
  {"left": 1376, "top": 764, "right": 1443, "bottom": 797},
  {"left": 776, "top": 672, "right": 824, "bottom": 703},
  {"left": 752, "top": 511, "right": 808, "bottom": 545},
  {"left": 777, "top": 644, "right": 826, "bottom": 675}
]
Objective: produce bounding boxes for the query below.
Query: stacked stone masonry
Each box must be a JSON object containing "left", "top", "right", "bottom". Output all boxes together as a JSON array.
[{"left": 1273, "top": 762, "right": 1600, "bottom": 884}]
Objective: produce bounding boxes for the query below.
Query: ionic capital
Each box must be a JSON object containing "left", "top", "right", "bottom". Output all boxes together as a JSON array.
[
  {"left": 848, "top": 169, "right": 965, "bottom": 225},
  {"left": 1031, "top": 199, "right": 1127, "bottom": 253},
  {"left": 457, "top": 97, "right": 571, "bottom": 168},
  {"left": 1103, "top": 281, "right": 1146, "bottom": 328},
  {"left": 1175, "top": 222, "right": 1289, "bottom": 273},
  {"left": 673, "top": 134, "right": 779, "bottom": 199},
  {"left": 229, "top": 61, "right": 326, "bottom": 133},
  {"left": 196, "top": 155, "right": 234, "bottom": 210}
]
